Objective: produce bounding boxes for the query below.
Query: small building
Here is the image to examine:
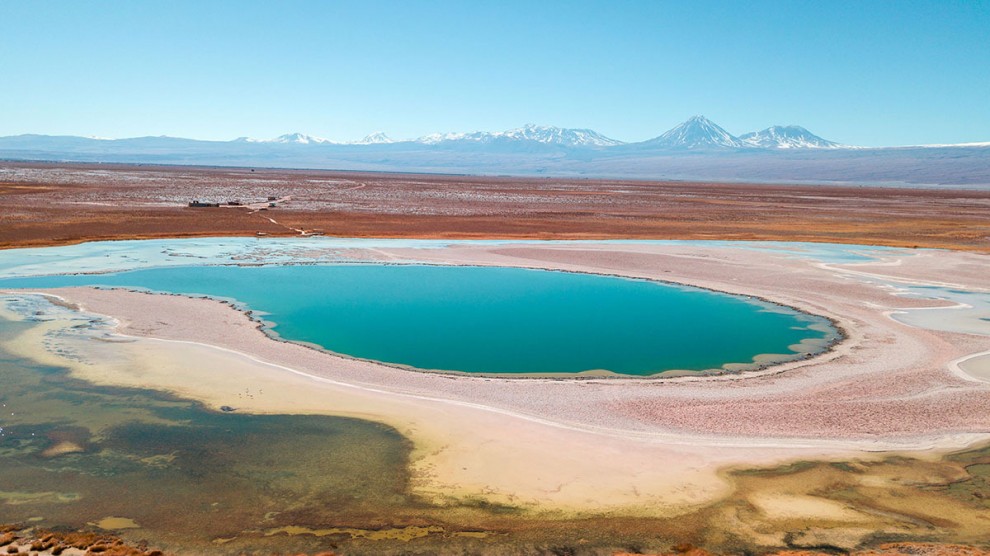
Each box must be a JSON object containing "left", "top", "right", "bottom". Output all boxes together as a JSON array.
[{"left": 188, "top": 200, "right": 220, "bottom": 208}]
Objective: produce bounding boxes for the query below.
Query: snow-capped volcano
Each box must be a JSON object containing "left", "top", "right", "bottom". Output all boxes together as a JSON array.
[
  {"left": 351, "top": 132, "right": 395, "bottom": 145},
  {"left": 740, "top": 125, "right": 840, "bottom": 149},
  {"left": 644, "top": 116, "right": 745, "bottom": 149},
  {"left": 417, "top": 124, "right": 622, "bottom": 147}
]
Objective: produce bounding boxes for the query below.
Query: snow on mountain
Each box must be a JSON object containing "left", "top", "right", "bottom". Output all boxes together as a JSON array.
[
  {"left": 16, "top": 121, "right": 979, "bottom": 157},
  {"left": 351, "top": 132, "right": 396, "bottom": 145},
  {"left": 223, "top": 122, "right": 843, "bottom": 150},
  {"left": 416, "top": 131, "right": 478, "bottom": 145},
  {"left": 739, "top": 125, "right": 840, "bottom": 149},
  {"left": 254, "top": 133, "right": 338, "bottom": 145},
  {"left": 2, "top": 130, "right": 987, "bottom": 186},
  {"left": 644, "top": 116, "right": 745, "bottom": 149},
  {"left": 273, "top": 132, "right": 338, "bottom": 144},
  {"left": 500, "top": 124, "right": 624, "bottom": 147},
  {"left": 416, "top": 124, "right": 623, "bottom": 147}
]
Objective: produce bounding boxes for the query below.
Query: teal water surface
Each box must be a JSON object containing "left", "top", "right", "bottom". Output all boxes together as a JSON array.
[{"left": 0, "top": 264, "right": 834, "bottom": 375}]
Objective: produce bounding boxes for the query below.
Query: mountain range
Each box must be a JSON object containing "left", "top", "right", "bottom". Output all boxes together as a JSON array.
[
  {"left": 222, "top": 117, "right": 840, "bottom": 150},
  {"left": 1, "top": 116, "right": 987, "bottom": 187}
]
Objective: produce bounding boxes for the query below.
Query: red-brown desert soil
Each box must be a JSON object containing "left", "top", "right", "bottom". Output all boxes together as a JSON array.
[{"left": 1, "top": 161, "right": 988, "bottom": 251}]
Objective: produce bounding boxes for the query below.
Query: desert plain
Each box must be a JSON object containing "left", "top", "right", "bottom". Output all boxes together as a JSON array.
[{"left": 2, "top": 161, "right": 989, "bottom": 251}]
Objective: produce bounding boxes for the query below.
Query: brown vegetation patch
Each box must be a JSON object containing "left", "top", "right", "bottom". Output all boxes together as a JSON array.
[{"left": 1, "top": 162, "right": 987, "bottom": 251}]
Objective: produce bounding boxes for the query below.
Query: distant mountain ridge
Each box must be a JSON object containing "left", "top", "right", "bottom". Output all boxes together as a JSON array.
[
  {"left": 2, "top": 117, "right": 988, "bottom": 187},
  {"left": 178, "top": 117, "right": 848, "bottom": 150},
  {"left": 740, "top": 125, "right": 840, "bottom": 149},
  {"left": 265, "top": 133, "right": 337, "bottom": 145},
  {"left": 237, "top": 131, "right": 398, "bottom": 145},
  {"left": 419, "top": 124, "right": 624, "bottom": 148}
]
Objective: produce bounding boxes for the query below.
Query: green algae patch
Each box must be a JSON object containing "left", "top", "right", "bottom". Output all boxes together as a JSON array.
[{"left": 91, "top": 516, "right": 141, "bottom": 530}]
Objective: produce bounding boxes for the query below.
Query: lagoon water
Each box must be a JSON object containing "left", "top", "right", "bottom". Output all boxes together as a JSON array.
[{"left": 0, "top": 264, "right": 833, "bottom": 375}]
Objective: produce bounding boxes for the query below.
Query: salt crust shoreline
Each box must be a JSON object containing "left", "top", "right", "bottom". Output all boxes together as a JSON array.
[
  {"left": 3, "top": 241, "right": 990, "bottom": 515},
  {"left": 74, "top": 262, "right": 842, "bottom": 380}
]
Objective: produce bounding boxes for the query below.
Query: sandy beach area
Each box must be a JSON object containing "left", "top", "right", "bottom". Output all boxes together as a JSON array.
[{"left": 3, "top": 241, "right": 990, "bottom": 518}]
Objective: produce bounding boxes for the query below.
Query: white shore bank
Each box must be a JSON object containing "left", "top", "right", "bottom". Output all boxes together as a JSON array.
[{"left": 2, "top": 240, "right": 989, "bottom": 516}]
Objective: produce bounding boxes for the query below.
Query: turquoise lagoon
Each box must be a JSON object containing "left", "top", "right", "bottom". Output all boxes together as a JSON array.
[{"left": 0, "top": 263, "right": 836, "bottom": 375}]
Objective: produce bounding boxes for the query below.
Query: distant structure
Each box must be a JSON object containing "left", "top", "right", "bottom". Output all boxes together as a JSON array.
[{"left": 187, "top": 196, "right": 280, "bottom": 208}]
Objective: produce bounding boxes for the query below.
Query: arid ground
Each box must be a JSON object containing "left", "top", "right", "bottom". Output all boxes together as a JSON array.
[{"left": 1, "top": 161, "right": 988, "bottom": 251}]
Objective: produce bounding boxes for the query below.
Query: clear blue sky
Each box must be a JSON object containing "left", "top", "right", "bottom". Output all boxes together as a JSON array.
[{"left": 1, "top": 0, "right": 987, "bottom": 146}]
